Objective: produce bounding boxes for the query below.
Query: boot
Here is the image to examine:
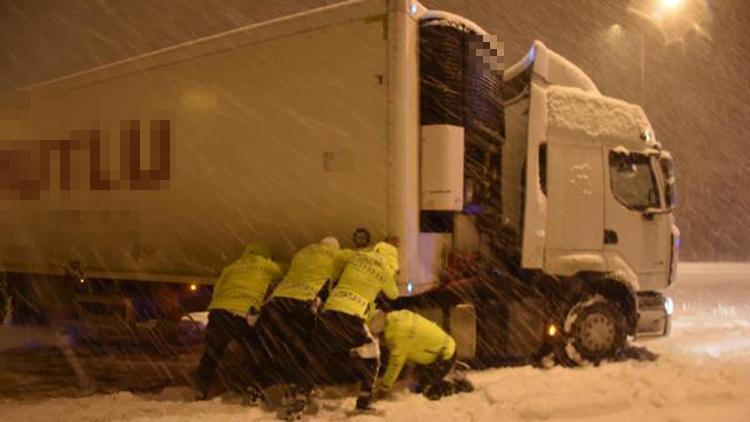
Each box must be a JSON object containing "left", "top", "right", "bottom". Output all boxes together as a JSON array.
[
  {"left": 447, "top": 360, "right": 474, "bottom": 393},
  {"left": 350, "top": 396, "right": 383, "bottom": 417},
  {"left": 277, "top": 391, "right": 304, "bottom": 421},
  {"left": 242, "top": 384, "right": 263, "bottom": 406},
  {"left": 194, "top": 380, "right": 209, "bottom": 401},
  {"left": 453, "top": 378, "right": 475, "bottom": 393},
  {"left": 355, "top": 395, "right": 374, "bottom": 411},
  {"left": 423, "top": 380, "right": 455, "bottom": 401},
  {"left": 277, "top": 386, "right": 316, "bottom": 421}
]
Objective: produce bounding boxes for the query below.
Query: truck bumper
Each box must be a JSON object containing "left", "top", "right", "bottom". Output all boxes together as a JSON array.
[{"left": 634, "top": 291, "right": 672, "bottom": 339}]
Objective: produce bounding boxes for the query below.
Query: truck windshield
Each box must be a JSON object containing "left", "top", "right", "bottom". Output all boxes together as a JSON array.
[
  {"left": 609, "top": 151, "right": 660, "bottom": 211},
  {"left": 660, "top": 156, "right": 675, "bottom": 209}
]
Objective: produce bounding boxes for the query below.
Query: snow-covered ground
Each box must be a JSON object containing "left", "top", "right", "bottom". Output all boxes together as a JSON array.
[{"left": 2, "top": 263, "right": 749, "bottom": 421}]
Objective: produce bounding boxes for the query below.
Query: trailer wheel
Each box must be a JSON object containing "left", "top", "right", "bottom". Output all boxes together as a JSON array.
[{"left": 561, "top": 294, "right": 626, "bottom": 366}]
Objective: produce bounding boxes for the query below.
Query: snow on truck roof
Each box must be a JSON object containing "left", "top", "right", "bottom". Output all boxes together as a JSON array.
[{"left": 546, "top": 85, "right": 651, "bottom": 141}]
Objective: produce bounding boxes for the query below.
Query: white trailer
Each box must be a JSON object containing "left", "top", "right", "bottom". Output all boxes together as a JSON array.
[{"left": 0, "top": 0, "right": 676, "bottom": 365}]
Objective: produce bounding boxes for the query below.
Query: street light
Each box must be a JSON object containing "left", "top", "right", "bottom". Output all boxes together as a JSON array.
[
  {"left": 661, "top": 0, "right": 683, "bottom": 11},
  {"left": 630, "top": 0, "right": 711, "bottom": 44},
  {"left": 624, "top": 0, "right": 712, "bottom": 107},
  {"left": 608, "top": 24, "right": 623, "bottom": 37}
]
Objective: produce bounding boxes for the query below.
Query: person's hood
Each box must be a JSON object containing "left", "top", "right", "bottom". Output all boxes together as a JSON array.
[
  {"left": 241, "top": 242, "right": 271, "bottom": 259},
  {"left": 373, "top": 241, "right": 399, "bottom": 272}
]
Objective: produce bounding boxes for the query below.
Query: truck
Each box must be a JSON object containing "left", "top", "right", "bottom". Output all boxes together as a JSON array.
[{"left": 0, "top": 0, "right": 677, "bottom": 366}]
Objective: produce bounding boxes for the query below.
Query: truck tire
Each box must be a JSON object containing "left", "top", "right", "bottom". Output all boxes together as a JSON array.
[{"left": 561, "top": 294, "right": 626, "bottom": 366}]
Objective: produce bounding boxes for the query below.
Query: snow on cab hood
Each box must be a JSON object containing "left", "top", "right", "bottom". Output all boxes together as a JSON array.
[{"left": 546, "top": 85, "right": 651, "bottom": 140}]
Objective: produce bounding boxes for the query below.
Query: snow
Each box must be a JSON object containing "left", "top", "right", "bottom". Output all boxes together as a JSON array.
[
  {"left": 183, "top": 312, "right": 209, "bottom": 328},
  {"left": 1, "top": 262, "right": 749, "bottom": 421},
  {"left": 613, "top": 145, "right": 630, "bottom": 155},
  {"left": 569, "top": 163, "right": 593, "bottom": 196},
  {"left": 546, "top": 85, "right": 651, "bottom": 140}
]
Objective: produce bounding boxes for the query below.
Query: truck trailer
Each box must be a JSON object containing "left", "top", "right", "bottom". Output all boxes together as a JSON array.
[{"left": 0, "top": 0, "right": 677, "bottom": 366}]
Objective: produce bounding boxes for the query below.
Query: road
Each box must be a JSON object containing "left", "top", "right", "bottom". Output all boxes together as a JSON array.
[{"left": 1, "top": 263, "right": 749, "bottom": 421}]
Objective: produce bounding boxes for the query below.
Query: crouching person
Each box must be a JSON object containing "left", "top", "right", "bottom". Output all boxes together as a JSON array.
[
  {"left": 195, "top": 242, "right": 283, "bottom": 400},
  {"left": 370, "top": 309, "right": 474, "bottom": 401},
  {"left": 315, "top": 241, "right": 400, "bottom": 412}
]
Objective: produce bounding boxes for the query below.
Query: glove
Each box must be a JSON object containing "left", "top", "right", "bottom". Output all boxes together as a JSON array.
[
  {"left": 246, "top": 307, "right": 260, "bottom": 327},
  {"left": 246, "top": 314, "right": 259, "bottom": 327}
]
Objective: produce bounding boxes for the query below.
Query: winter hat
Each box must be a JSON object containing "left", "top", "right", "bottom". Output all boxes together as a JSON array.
[{"left": 320, "top": 236, "right": 340, "bottom": 250}]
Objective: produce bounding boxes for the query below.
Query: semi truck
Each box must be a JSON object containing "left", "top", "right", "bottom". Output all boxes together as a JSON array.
[{"left": 0, "top": 0, "right": 677, "bottom": 366}]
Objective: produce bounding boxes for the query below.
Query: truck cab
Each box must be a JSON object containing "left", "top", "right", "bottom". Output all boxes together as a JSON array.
[
  {"left": 409, "top": 8, "right": 677, "bottom": 366},
  {"left": 504, "top": 41, "right": 678, "bottom": 294}
]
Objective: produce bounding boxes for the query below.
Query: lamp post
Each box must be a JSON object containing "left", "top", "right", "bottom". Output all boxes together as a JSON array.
[
  {"left": 625, "top": 5, "right": 669, "bottom": 110},
  {"left": 602, "top": 20, "right": 650, "bottom": 108},
  {"left": 625, "top": 0, "right": 700, "bottom": 109},
  {"left": 640, "top": 32, "right": 646, "bottom": 107}
]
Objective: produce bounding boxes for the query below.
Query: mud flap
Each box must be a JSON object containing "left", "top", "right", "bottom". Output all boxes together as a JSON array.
[{"left": 450, "top": 304, "right": 476, "bottom": 360}]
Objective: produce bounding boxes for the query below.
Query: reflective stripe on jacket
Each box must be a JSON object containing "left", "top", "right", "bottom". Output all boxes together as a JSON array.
[
  {"left": 208, "top": 254, "right": 283, "bottom": 315},
  {"left": 380, "top": 310, "right": 456, "bottom": 390},
  {"left": 324, "top": 250, "right": 399, "bottom": 318}
]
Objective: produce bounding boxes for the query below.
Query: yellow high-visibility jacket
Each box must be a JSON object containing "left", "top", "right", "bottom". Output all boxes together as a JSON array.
[
  {"left": 209, "top": 243, "right": 284, "bottom": 315},
  {"left": 271, "top": 244, "right": 354, "bottom": 302},
  {"left": 380, "top": 310, "right": 457, "bottom": 390},
  {"left": 324, "top": 246, "right": 399, "bottom": 319}
]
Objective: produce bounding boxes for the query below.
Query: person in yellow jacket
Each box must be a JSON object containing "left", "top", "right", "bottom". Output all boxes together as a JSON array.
[
  {"left": 195, "top": 241, "right": 283, "bottom": 400},
  {"left": 370, "top": 309, "right": 462, "bottom": 400},
  {"left": 269, "top": 237, "right": 354, "bottom": 305},
  {"left": 315, "top": 241, "right": 400, "bottom": 412},
  {"left": 254, "top": 237, "right": 354, "bottom": 406}
]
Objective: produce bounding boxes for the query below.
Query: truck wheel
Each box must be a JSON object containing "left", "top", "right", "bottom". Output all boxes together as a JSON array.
[{"left": 561, "top": 294, "right": 626, "bottom": 366}]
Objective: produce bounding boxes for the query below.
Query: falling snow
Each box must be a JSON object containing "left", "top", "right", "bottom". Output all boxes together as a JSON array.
[{"left": 0, "top": 1, "right": 748, "bottom": 420}]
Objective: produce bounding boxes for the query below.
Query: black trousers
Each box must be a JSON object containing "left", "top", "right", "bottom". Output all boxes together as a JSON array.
[
  {"left": 196, "top": 309, "right": 262, "bottom": 394},
  {"left": 315, "top": 310, "right": 380, "bottom": 406},
  {"left": 255, "top": 297, "right": 319, "bottom": 391},
  {"left": 415, "top": 351, "right": 458, "bottom": 388}
]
